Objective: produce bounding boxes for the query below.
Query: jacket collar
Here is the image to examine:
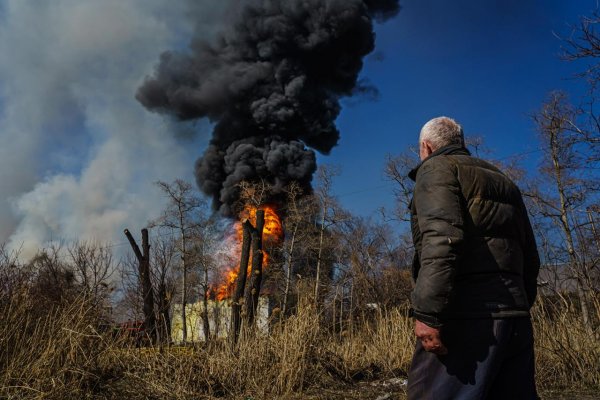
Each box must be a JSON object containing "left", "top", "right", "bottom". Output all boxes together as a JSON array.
[{"left": 408, "top": 144, "right": 471, "bottom": 181}]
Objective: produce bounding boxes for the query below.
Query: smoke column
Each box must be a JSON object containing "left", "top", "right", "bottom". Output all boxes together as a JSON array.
[{"left": 137, "top": 0, "right": 400, "bottom": 216}]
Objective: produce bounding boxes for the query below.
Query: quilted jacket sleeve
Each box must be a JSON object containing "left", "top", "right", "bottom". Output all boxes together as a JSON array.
[{"left": 411, "top": 157, "right": 465, "bottom": 327}]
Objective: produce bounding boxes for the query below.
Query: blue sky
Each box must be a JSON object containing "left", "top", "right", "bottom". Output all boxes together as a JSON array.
[
  {"left": 0, "top": 0, "right": 597, "bottom": 255},
  {"left": 327, "top": 0, "right": 594, "bottom": 218}
]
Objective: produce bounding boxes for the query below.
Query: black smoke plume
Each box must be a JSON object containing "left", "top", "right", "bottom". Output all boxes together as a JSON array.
[{"left": 137, "top": 0, "right": 400, "bottom": 216}]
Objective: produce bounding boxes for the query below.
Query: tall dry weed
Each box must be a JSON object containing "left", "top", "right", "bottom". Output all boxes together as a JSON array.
[
  {"left": 94, "top": 298, "right": 325, "bottom": 399},
  {"left": 532, "top": 295, "right": 600, "bottom": 391},
  {"left": 1, "top": 289, "right": 599, "bottom": 399},
  {"left": 330, "top": 307, "right": 414, "bottom": 378},
  {"left": 0, "top": 290, "right": 115, "bottom": 399}
]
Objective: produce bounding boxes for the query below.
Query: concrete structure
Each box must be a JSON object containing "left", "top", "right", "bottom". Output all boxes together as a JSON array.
[{"left": 171, "top": 296, "right": 270, "bottom": 343}]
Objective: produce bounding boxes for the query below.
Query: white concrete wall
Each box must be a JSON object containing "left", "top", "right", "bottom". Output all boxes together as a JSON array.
[{"left": 171, "top": 297, "right": 270, "bottom": 343}]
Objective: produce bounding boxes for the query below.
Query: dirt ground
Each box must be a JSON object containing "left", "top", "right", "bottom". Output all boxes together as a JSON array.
[
  {"left": 280, "top": 379, "right": 600, "bottom": 400},
  {"left": 292, "top": 389, "right": 599, "bottom": 400},
  {"left": 302, "top": 378, "right": 408, "bottom": 400},
  {"left": 540, "top": 392, "right": 600, "bottom": 400}
]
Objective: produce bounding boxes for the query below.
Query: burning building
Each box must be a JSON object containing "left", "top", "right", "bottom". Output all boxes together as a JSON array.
[{"left": 170, "top": 204, "right": 282, "bottom": 343}]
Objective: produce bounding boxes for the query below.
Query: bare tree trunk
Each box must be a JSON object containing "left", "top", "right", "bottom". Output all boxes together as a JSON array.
[
  {"left": 124, "top": 228, "right": 156, "bottom": 344},
  {"left": 178, "top": 206, "right": 189, "bottom": 344},
  {"left": 282, "top": 224, "right": 298, "bottom": 316},
  {"left": 550, "top": 132, "right": 592, "bottom": 332},
  {"left": 231, "top": 220, "right": 252, "bottom": 345},
  {"left": 588, "top": 210, "right": 600, "bottom": 251},
  {"left": 181, "top": 259, "right": 188, "bottom": 342},
  {"left": 332, "top": 286, "right": 337, "bottom": 335},
  {"left": 246, "top": 210, "right": 265, "bottom": 326},
  {"left": 152, "top": 180, "right": 207, "bottom": 344},
  {"left": 314, "top": 210, "right": 326, "bottom": 301},
  {"left": 141, "top": 229, "right": 156, "bottom": 343},
  {"left": 214, "top": 303, "right": 221, "bottom": 339},
  {"left": 202, "top": 263, "right": 210, "bottom": 341},
  {"left": 339, "top": 285, "right": 343, "bottom": 340},
  {"left": 157, "top": 282, "right": 171, "bottom": 343}
]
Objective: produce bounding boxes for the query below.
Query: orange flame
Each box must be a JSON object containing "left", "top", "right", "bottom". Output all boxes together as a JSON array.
[{"left": 212, "top": 204, "right": 283, "bottom": 301}]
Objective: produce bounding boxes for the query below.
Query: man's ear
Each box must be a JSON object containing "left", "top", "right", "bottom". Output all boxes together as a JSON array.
[{"left": 422, "top": 140, "right": 435, "bottom": 158}]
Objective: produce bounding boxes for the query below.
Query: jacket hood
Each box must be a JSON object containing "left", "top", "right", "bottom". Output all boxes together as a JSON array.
[{"left": 408, "top": 144, "right": 471, "bottom": 181}]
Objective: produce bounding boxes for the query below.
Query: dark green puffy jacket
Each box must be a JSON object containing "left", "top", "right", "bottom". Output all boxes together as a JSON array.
[{"left": 409, "top": 145, "right": 540, "bottom": 327}]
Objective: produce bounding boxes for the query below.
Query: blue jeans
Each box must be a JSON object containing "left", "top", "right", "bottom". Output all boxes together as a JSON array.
[{"left": 407, "top": 317, "right": 538, "bottom": 400}]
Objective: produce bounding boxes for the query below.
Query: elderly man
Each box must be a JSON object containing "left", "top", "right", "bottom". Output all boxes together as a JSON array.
[{"left": 407, "top": 117, "right": 540, "bottom": 399}]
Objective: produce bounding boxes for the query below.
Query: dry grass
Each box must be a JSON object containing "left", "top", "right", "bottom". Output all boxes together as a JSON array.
[
  {"left": 532, "top": 296, "right": 600, "bottom": 391},
  {"left": 0, "top": 289, "right": 598, "bottom": 399},
  {"left": 0, "top": 291, "right": 116, "bottom": 399},
  {"left": 329, "top": 308, "right": 414, "bottom": 378}
]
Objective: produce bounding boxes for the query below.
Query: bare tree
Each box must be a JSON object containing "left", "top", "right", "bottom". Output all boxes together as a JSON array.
[
  {"left": 314, "top": 165, "right": 347, "bottom": 302},
  {"left": 561, "top": 9, "right": 600, "bottom": 159},
  {"left": 192, "top": 216, "right": 220, "bottom": 341},
  {"left": 384, "top": 151, "right": 418, "bottom": 222},
  {"left": 152, "top": 179, "right": 208, "bottom": 343},
  {"left": 231, "top": 220, "right": 253, "bottom": 344},
  {"left": 117, "top": 237, "right": 176, "bottom": 343},
  {"left": 67, "top": 241, "right": 116, "bottom": 313},
  {"left": 528, "top": 92, "right": 600, "bottom": 332},
  {"left": 237, "top": 180, "right": 272, "bottom": 327},
  {"left": 150, "top": 235, "right": 178, "bottom": 344},
  {"left": 333, "top": 216, "right": 412, "bottom": 321},
  {"left": 0, "top": 245, "right": 25, "bottom": 305},
  {"left": 281, "top": 182, "right": 318, "bottom": 315},
  {"left": 563, "top": 9, "right": 600, "bottom": 83},
  {"left": 26, "top": 243, "right": 80, "bottom": 310},
  {"left": 115, "top": 253, "right": 144, "bottom": 322}
]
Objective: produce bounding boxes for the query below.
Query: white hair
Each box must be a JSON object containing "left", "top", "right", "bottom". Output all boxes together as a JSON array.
[{"left": 419, "top": 116, "right": 464, "bottom": 150}]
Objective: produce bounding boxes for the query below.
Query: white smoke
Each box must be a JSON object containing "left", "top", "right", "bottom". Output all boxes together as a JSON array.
[{"left": 0, "top": 0, "right": 227, "bottom": 258}]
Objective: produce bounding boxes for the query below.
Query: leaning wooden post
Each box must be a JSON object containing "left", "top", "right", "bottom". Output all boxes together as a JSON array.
[
  {"left": 230, "top": 220, "right": 253, "bottom": 346},
  {"left": 124, "top": 228, "right": 156, "bottom": 344},
  {"left": 245, "top": 209, "right": 265, "bottom": 327}
]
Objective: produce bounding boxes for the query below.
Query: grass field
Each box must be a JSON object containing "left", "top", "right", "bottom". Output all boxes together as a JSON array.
[{"left": 0, "top": 289, "right": 598, "bottom": 399}]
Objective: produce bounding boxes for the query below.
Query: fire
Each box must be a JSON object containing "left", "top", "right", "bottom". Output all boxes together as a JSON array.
[
  {"left": 240, "top": 203, "right": 283, "bottom": 245},
  {"left": 212, "top": 204, "right": 283, "bottom": 301}
]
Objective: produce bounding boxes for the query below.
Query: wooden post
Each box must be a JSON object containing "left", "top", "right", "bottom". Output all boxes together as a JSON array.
[
  {"left": 230, "top": 220, "right": 253, "bottom": 345},
  {"left": 245, "top": 210, "right": 265, "bottom": 326},
  {"left": 124, "top": 228, "right": 156, "bottom": 344}
]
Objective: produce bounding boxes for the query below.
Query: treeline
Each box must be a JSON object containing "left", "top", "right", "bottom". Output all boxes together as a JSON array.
[{"left": 118, "top": 173, "right": 416, "bottom": 343}]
